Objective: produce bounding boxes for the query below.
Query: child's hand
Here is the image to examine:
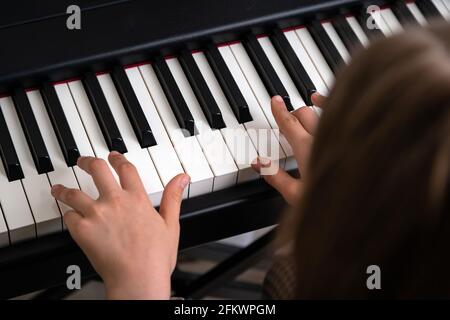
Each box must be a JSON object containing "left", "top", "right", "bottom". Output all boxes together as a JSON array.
[
  {"left": 51, "top": 151, "right": 190, "bottom": 300},
  {"left": 252, "top": 93, "right": 325, "bottom": 206}
]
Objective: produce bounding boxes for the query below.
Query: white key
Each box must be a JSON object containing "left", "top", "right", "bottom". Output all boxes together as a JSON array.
[
  {"left": 166, "top": 58, "right": 239, "bottom": 190},
  {"left": 322, "top": 22, "right": 351, "bottom": 63},
  {"left": 371, "top": 8, "right": 392, "bottom": 35},
  {"left": 27, "top": 90, "right": 80, "bottom": 215},
  {"left": 68, "top": 81, "right": 114, "bottom": 170},
  {"left": 0, "top": 100, "right": 35, "bottom": 243},
  {"left": 1, "top": 97, "right": 61, "bottom": 236},
  {"left": 258, "top": 36, "right": 306, "bottom": 108},
  {"left": 219, "top": 45, "right": 286, "bottom": 173},
  {"left": 346, "top": 16, "right": 370, "bottom": 48},
  {"left": 283, "top": 30, "right": 329, "bottom": 94},
  {"left": 443, "top": 0, "right": 450, "bottom": 14},
  {"left": 380, "top": 8, "right": 404, "bottom": 33},
  {"left": 97, "top": 73, "right": 164, "bottom": 205},
  {"left": 139, "top": 64, "right": 214, "bottom": 197},
  {"left": 125, "top": 67, "right": 186, "bottom": 199},
  {"left": 193, "top": 52, "right": 259, "bottom": 183},
  {"left": 230, "top": 42, "right": 298, "bottom": 170},
  {"left": 295, "top": 27, "right": 335, "bottom": 89},
  {"left": 0, "top": 205, "right": 8, "bottom": 247},
  {"left": 431, "top": 0, "right": 450, "bottom": 19},
  {"left": 407, "top": 2, "right": 428, "bottom": 26},
  {"left": 54, "top": 83, "right": 99, "bottom": 199}
]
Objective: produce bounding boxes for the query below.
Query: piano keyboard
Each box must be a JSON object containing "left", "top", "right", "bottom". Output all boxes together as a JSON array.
[{"left": 0, "top": 0, "right": 447, "bottom": 246}]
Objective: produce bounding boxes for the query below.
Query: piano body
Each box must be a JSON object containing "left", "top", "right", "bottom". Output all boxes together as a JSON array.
[{"left": 0, "top": 0, "right": 448, "bottom": 299}]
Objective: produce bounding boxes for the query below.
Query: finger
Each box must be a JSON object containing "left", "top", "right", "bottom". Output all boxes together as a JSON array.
[
  {"left": 77, "top": 156, "right": 120, "bottom": 196},
  {"left": 159, "top": 174, "right": 190, "bottom": 231},
  {"left": 252, "top": 158, "right": 301, "bottom": 206},
  {"left": 108, "top": 151, "right": 145, "bottom": 192},
  {"left": 51, "top": 184, "right": 95, "bottom": 215},
  {"left": 292, "top": 107, "right": 319, "bottom": 135},
  {"left": 271, "top": 96, "right": 310, "bottom": 147},
  {"left": 311, "top": 92, "right": 327, "bottom": 108},
  {"left": 63, "top": 210, "right": 84, "bottom": 231}
]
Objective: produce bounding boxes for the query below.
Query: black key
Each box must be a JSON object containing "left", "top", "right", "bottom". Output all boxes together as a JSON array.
[
  {"left": 392, "top": 1, "right": 420, "bottom": 26},
  {"left": 153, "top": 56, "right": 195, "bottom": 136},
  {"left": 243, "top": 34, "right": 293, "bottom": 111},
  {"left": 307, "top": 21, "right": 344, "bottom": 73},
  {"left": 356, "top": 6, "right": 384, "bottom": 40},
  {"left": 0, "top": 107, "right": 24, "bottom": 181},
  {"left": 111, "top": 66, "right": 157, "bottom": 148},
  {"left": 12, "top": 89, "right": 53, "bottom": 174},
  {"left": 205, "top": 44, "right": 252, "bottom": 123},
  {"left": 416, "top": 0, "right": 445, "bottom": 20},
  {"left": 179, "top": 50, "right": 226, "bottom": 129},
  {"left": 82, "top": 72, "right": 127, "bottom": 153},
  {"left": 332, "top": 16, "right": 363, "bottom": 53},
  {"left": 41, "top": 83, "right": 80, "bottom": 167},
  {"left": 270, "top": 28, "right": 316, "bottom": 106}
]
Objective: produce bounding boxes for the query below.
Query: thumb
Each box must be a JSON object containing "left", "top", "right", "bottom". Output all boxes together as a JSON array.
[{"left": 159, "top": 174, "right": 190, "bottom": 230}]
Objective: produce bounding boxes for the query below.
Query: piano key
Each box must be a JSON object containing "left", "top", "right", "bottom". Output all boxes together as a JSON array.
[
  {"left": 295, "top": 27, "right": 335, "bottom": 89},
  {"left": 12, "top": 89, "right": 53, "bottom": 174},
  {"left": 270, "top": 29, "right": 316, "bottom": 105},
  {"left": 0, "top": 206, "right": 8, "bottom": 247},
  {"left": 0, "top": 157, "right": 35, "bottom": 243},
  {"left": 41, "top": 82, "right": 80, "bottom": 167},
  {"left": 167, "top": 57, "right": 239, "bottom": 190},
  {"left": 179, "top": 50, "right": 226, "bottom": 130},
  {"left": 218, "top": 45, "right": 287, "bottom": 170},
  {"left": 97, "top": 73, "right": 164, "bottom": 205},
  {"left": 139, "top": 64, "right": 214, "bottom": 197},
  {"left": 356, "top": 6, "right": 385, "bottom": 40},
  {"left": 1, "top": 96, "right": 62, "bottom": 235},
  {"left": 0, "top": 106, "right": 24, "bottom": 181},
  {"left": 125, "top": 67, "right": 186, "bottom": 197},
  {"left": 332, "top": 16, "right": 363, "bottom": 53},
  {"left": 26, "top": 90, "right": 80, "bottom": 214},
  {"left": 230, "top": 42, "right": 297, "bottom": 170},
  {"left": 380, "top": 8, "right": 404, "bottom": 33},
  {"left": 307, "top": 21, "right": 345, "bottom": 72},
  {"left": 370, "top": 8, "right": 393, "bottom": 36},
  {"left": 391, "top": 1, "right": 421, "bottom": 26},
  {"left": 205, "top": 44, "right": 252, "bottom": 123},
  {"left": 345, "top": 16, "right": 370, "bottom": 48},
  {"left": 153, "top": 56, "right": 195, "bottom": 136},
  {"left": 443, "top": 0, "right": 450, "bottom": 13},
  {"left": 111, "top": 66, "right": 157, "bottom": 148},
  {"left": 243, "top": 34, "right": 293, "bottom": 111},
  {"left": 257, "top": 36, "right": 306, "bottom": 109},
  {"left": 193, "top": 51, "right": 259, "bottom": 183},
  {"left": 68, "top": 80, "right": 120, "bottom": 182},
  {"left": 321, "top": 21, "right": 351, "bottom": 63},
  {"left": 431, "top": 0, "right": 450, "bottom": 19},
  {"left": 282, "top": 29, "right": 328, "bottom": 95},
  {"left": 415, "top": 0, "right": 445, "bottom": 19},
  {"left": 54, "top": 83, "right": 99, "bottom": 199},
  {"left": 82, "top": 72, "right": 127, "bottom": 154},
  {"left": 406, "top": 1, "right": 428, "bottom": 26}
]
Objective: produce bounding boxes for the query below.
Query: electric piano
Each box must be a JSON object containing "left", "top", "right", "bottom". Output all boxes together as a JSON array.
[{"left": 0, "top": 0, "right": 447, "bottom": 299}]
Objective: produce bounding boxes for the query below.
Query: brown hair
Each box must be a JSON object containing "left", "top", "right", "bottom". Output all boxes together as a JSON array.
[{"left": 292, "top": 23, "right": 450, "bottom": 299}]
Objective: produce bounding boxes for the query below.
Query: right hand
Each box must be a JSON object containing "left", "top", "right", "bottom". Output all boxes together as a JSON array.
[{"left": 251, "top": 93, "right": 326, "bottom": 206}]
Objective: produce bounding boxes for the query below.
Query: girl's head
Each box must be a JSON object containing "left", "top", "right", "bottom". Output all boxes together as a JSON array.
[{"left": 292, "top": 23, "right": 450, "bottom": 298}]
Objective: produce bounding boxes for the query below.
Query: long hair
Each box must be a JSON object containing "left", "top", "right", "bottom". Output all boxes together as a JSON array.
[{"left": 292, "top": 23, "right": 450, "bottom": 299}]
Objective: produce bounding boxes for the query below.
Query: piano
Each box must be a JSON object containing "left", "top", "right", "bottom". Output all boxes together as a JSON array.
[{"left": 0, "top": 0, "right": 447, "bottom": 299}]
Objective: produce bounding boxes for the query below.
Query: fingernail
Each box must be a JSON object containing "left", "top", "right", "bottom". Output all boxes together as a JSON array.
[
  {"left": 260, "top": 157, "right": 271, "bottom": 168},
  {"left": 273, "top": 95, "right": 284, "bottom": 103},
  {"left": 180, "top": 175, "right": 190, "bottom": 189},
  {"left": 110, "top": 151, "right": 121, "bottom": 157},
  {"left": 51, "top": 184, "right": 63, "bottom": 195}
]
